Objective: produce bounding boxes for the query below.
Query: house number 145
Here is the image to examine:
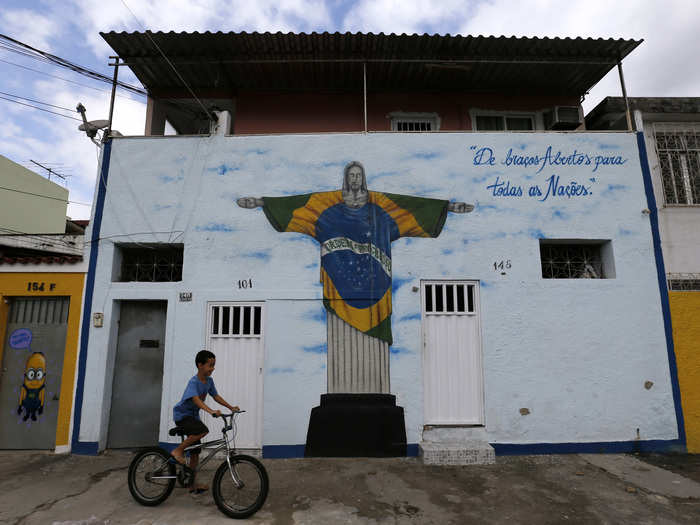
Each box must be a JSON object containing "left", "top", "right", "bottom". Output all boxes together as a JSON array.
[{"left": 493, "top": 260, "right": 511, "bottom": 271}]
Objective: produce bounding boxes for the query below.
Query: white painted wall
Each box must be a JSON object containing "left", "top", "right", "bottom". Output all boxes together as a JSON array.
[{"left": 78, "top": 132, "right": 677, "bottom": 449}]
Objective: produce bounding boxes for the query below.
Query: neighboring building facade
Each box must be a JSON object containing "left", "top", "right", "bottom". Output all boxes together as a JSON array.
[
  {"left": 0, "top": 154, "right": 69, "bottom": 234},
  {"left": 71, "top": 33, "right": 686, "bottom": 458},
  {"left": 588, "top": 97, "right": 700, "bottom": 452},
  {"left": 0, "top": 156, "right": 87, "bottom": 452}
]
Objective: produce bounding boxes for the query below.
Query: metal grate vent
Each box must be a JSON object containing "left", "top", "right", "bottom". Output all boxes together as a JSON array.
[
  {"left": 211, "top": 304, "right": 263, "bottom": 337},
  {"left": 8, "top": 297, "right": 70, "bottom": 324},
  {"left": 423, "top": 282, "right": 475, "bottom": 314}
]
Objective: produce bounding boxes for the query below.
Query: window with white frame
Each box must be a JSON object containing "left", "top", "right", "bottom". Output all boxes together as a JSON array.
[
  {"left": 389, "top": 112, "right": 440, "bottom": 132},
  {"left": 474, "top": 113, "right": 535, "bottom": 131},
  {"left": 653, "top": 123, "right": 700, "bottom": 205}
]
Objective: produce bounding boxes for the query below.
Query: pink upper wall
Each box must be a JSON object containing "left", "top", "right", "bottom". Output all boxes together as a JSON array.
[{"left": 232, "top": 91, "right": 580, "bottom": 134}]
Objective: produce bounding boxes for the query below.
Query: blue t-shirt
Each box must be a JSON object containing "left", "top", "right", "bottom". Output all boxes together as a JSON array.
[{"left": 173, "top": 375, "right": 218, "bottom": 422}]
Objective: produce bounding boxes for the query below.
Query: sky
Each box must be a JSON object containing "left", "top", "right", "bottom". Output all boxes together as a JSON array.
[{"left": 0, "top": 0, "right": 699, "bottom": 221}]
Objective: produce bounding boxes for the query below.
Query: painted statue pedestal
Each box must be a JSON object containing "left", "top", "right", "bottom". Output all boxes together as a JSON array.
[{"left": 304, "top": 393, "right": 407, "bottom": 457}]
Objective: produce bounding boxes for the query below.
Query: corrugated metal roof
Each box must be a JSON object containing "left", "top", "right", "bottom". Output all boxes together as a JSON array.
[
  {"left": 586, "top": 97, "right": 700, "bottom": 130},
  {"left": 101, "top": 31, "right": 642, "bottom": 96}
]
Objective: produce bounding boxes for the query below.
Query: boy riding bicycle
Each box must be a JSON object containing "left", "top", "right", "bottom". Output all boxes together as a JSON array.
[{"left": 171, "top": 349, "right": 238, "bottom": 493}]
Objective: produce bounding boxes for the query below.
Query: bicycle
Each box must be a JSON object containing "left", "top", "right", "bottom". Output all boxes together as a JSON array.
[{"left": 127, "top": 411, "right": 269, "bottom": 519}]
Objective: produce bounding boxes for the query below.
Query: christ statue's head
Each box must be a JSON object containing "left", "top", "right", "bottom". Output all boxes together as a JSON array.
[{"left": 342, "top": 161, "right": 368, "bottom": 208}]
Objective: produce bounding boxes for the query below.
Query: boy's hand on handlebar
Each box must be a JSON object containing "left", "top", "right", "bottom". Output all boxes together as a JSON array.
[
  {"left": 211, "top": 409, "right": 222, "bottom": 417},
  {"left": 231, "top": 405, "right": 240, "bottom": 413}
]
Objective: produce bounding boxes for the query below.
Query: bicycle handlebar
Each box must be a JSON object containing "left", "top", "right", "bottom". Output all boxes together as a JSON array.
[{"left": 212, "top": 410, "right": 246, "bottom": 418}]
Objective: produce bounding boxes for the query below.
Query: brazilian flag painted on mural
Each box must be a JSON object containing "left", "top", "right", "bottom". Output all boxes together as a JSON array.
[{"left": 262, "top": 191, "right": 449, "bottom": 345}]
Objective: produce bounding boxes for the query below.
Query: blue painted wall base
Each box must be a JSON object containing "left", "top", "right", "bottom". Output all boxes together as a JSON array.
[
  {"left": 71, "top": 441, "right": 99, "bottom": 455},
  {"left": 492, "top": 439, "right": 685, "bottom": 455}
]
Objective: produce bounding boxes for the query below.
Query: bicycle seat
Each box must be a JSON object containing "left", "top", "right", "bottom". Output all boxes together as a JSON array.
[{"left": 169, "top": 426, "right": 186, "bottom": 437}]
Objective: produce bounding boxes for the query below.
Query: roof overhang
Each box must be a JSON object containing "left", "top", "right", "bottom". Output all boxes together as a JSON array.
[{"left": 101, "top": 31, "right": 642, "bottom": 98}]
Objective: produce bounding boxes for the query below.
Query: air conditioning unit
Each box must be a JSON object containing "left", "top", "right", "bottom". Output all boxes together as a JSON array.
[
  {"left": 210, "top": 109, "right": 232, "bottom": 136},
  {"left": 543, "top": 106, "right": 583, "bottom": 130}
]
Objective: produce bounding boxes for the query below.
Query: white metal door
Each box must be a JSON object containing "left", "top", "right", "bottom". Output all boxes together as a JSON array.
[
  {"left": 204, "top": 303, "right": 264, "bottom": 449},
  {"left": 422, "top": 281, "right": 484, "bottom": 425}
]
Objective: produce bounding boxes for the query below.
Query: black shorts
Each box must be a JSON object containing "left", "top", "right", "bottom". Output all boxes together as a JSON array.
[{"left": 175, "top": 416, "right": 209, "bottom": 452}]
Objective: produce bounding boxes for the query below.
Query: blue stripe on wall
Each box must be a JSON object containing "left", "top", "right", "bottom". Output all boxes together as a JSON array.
[
  {"left": 636, "top": 131, "right": 687, "bottom": 448},
  {"left": 71, "top": 139, "right": 113, "bottom": 455},
  {"left": 263, "top": 445, "right": 306, "bottom": 458},
  {"left": 261, "top": 444, "right": 421, "bottom": 458},
  {"left": 492, "top": 439, "right": 682, "bottom": 456}
]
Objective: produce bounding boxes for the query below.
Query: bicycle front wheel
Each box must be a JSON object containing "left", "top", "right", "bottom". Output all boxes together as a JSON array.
[
  {"left": 212, "top": 454, "right": 269, "bottom": 519},
  {"left": 127, "top": 447, "right": 176, "bottom": 506}
]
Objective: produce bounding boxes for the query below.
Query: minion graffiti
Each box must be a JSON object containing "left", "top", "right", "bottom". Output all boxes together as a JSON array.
[{"left": 17, "top": 352, "right": 46, "bottom": 421}]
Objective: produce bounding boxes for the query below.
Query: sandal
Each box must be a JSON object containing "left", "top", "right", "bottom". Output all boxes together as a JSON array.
[{"left": 189, "top": 485, "right": 208, "bottom": 494}]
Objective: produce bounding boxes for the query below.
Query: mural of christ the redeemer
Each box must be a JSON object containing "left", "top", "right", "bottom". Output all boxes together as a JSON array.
[{"left": 238, "top": 160, "right": 473, "bottom": 393}]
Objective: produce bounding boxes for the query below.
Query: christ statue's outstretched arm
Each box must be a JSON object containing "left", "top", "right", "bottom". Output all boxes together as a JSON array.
[
  {"left": 237, "top": 197, "right": 264, "bottom": 208},
  {"left": 238, "top": 197, "right": 473, "bottom": 213},
  {"left": 448, "top": 202, "right": 474, "bottom": 213}
]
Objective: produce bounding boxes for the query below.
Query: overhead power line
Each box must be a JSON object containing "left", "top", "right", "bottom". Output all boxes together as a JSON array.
[
  {"left": 118, "top": 0, "right": 216, "bottom": 124},
  {"left": 0, "top": 90, "right": 77, "bottom": 113},
  {"left": 0, "top": 33, "right": 148, "bottom": 96},
  {"left": 0, "top": 94, "right": 82, "bottom": 121},
  {"left": 0, "top": 57, "right": 129, "bottom": 96},
  {"left": 0, "top": 185, "right": 91, "bottom": 205}
]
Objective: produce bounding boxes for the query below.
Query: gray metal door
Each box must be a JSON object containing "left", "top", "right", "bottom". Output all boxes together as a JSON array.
[
  {"left": 0, "top": 297, "right": 69, "bottom": 449},
  {"left": 107, "top": 301, "right": 166, "bottom": 448}
]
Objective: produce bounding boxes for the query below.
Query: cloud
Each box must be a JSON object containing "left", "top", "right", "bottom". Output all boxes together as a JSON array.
[
  {"left": 74, "top": 0, "right": 334, "bottom": 59},
  {"left": 455, "top": 0, "right": 700, "bottom": 111},
  {"left": 342, "top": 0, "right": 472, "bottom": 34},
  {"left": 0, "top": 9, "right": 61, "bottom": 51}
]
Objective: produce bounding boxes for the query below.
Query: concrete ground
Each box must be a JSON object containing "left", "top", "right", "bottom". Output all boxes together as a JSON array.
[{"left": 1, "top": 451, "right": 699, "bottom": 524}]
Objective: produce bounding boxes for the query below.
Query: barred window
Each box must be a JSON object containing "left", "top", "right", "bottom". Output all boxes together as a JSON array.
[
  {"left": 116, "top": 244, "right": 183, "bottom": 282},
  {"left": 389, "top": 112, "right": 440, "bottom": 132},
  {"left": 395, "top": 120, "right": 433, "bottom": 131},
  {"left": 653, "top": 123, "right": 700, "bottom": 205},
  {"left": 539, "top": 240, "right": 614, "bottom": 279},
  {"left": 667, "top": 274, "right": 700, "bottom": 291}
]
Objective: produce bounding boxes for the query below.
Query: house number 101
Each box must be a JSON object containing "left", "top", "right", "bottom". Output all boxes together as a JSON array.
[{"left": 238, "top": 279, "right": 253, "bottom": 289}]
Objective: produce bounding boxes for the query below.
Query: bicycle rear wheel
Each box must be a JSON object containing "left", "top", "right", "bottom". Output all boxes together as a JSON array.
[
  {"left": 212, "top": 454, "right": 269, "bottom": 519},
  {"left": 128, "top": 447, "right": 176, "bottom": 506}
]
